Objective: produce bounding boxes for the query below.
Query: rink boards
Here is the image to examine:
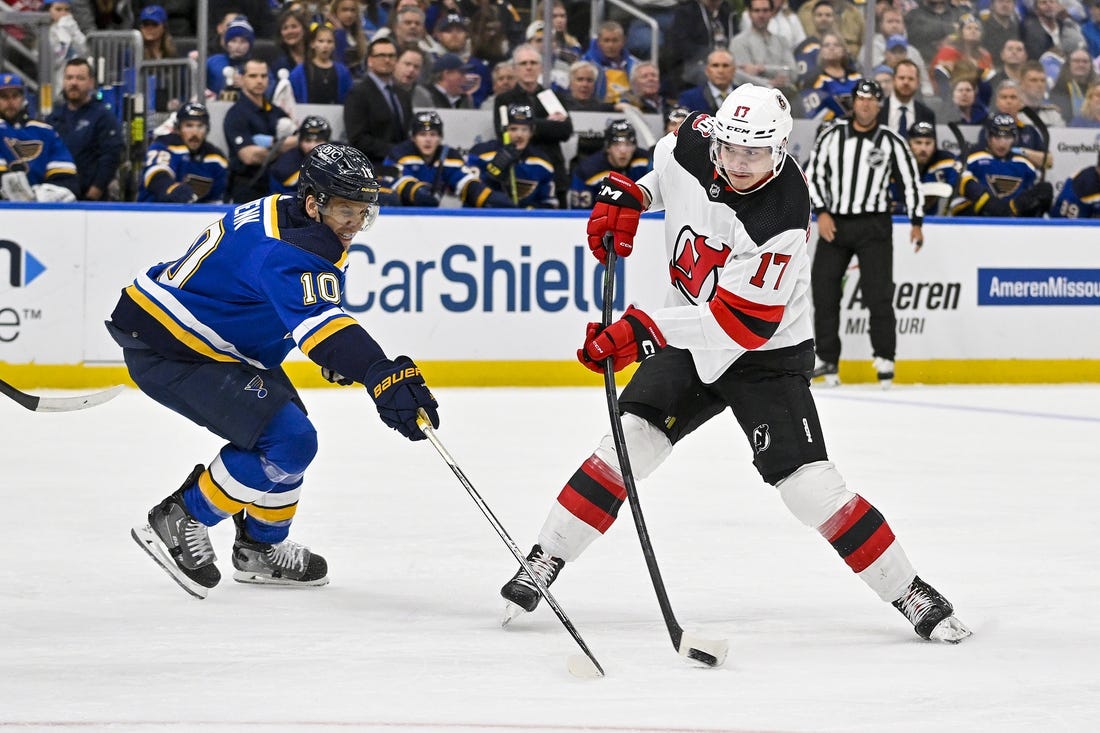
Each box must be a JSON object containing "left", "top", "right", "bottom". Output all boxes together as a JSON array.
[{"left": 1, "top": 203, "right": 1098, "bottom": 387}]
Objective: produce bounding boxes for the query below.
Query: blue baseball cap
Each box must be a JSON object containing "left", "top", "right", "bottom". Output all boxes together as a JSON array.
[
  {"left": 140, "top": 5, "right": 168, "bottom": 25},
  {"left": 0, "top": 72, "right": 25, "bottom": 91},
  {"left": 886, "top": 35, "right": 908, "bottom": 50}
]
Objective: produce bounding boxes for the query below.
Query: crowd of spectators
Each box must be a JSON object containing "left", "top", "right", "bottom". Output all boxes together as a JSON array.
[{"left": 1, "top": 0, "right": 1099, "bottom": 217}]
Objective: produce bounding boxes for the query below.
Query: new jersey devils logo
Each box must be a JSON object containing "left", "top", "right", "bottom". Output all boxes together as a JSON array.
[{"left": 670, "top": 225, "right": 732, "bottom": 303}]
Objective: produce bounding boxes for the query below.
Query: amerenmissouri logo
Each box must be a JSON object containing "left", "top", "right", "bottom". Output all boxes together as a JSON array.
[{"left": 978, "top": 268, "right": 1100, "bottom": 305}]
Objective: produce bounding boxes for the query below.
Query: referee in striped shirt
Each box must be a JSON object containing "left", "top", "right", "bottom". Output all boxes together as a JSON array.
[{"left": 805, "top": 78, "right": 924, "bottom": 387}]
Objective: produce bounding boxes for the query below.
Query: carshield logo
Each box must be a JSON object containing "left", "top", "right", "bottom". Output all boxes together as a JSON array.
[{"left": 0, "top": 240, "right": 47, "bottom": 287}]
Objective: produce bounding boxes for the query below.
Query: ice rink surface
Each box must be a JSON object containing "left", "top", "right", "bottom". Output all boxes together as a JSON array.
[{"left": 2, "top": 383, "right": 1098, "bottom": 733}]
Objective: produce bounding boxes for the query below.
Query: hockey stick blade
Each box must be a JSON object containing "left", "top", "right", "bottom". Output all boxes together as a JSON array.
[
  {"left": 415, "top": 410, "right": 606, "bottom": 678},
  {"left": 599, "top": 246, "right": 728, "bottom": 669},
  {"left": 678, "top": 632, "right": 729, "bottom": 667},
  {"left": 0, "top": 379, "right": 125, "bottom": 413}
]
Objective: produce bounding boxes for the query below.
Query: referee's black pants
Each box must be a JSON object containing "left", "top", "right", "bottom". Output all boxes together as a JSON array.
[{"left": 811, "top": 213, "right": 895, "bottom": 364}]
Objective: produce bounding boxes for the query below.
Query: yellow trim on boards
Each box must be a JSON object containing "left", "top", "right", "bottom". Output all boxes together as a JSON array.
[{"left": 1, "top": 360, "right": 1098, "bottom": 390}]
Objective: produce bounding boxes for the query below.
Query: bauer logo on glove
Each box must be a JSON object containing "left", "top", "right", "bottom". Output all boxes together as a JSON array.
[{"left": 371, "top": 364, "right": 422, "bottom": 399}]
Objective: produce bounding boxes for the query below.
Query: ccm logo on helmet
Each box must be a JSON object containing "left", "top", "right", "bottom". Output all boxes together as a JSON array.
[{"left": 372, "top": 366, "right": 421, "bottom": 398}]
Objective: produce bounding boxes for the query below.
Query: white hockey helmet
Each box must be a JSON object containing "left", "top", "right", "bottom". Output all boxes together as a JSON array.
[{"left": 709, "top": 84, "right": 794, "bottom": 189}]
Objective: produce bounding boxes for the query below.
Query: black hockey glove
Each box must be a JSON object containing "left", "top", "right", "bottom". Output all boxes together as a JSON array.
[
  {"left": 411, "top": 184, "right": 441, "bottom": 207},
  {"left": 321, "top": 366, "right": 354, "bottom": 386},
  {"left": 1011, "top": 181, "right": 1053, "bottom": 217},
  {"left": 485, "top": 144, "right": 519, "bottom": 180},
  {"left": 483, "top": 189, "right": 517, "bottom": 208},
  {"left": 365, "top": 356, "right": 439, "bottom": 441},
  {"left": 165, "top": 182, "right": 198, "bottom": 204}
]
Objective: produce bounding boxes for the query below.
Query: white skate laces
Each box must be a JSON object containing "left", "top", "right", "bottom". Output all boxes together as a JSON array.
[{"left": 182, "top": 518, "right": 216, "bottom": 566}]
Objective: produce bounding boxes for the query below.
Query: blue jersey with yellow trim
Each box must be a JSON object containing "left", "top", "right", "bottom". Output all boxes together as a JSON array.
[
  {"left": 383, "top": 140, "right": 481, "bottom": 204},
  {"left": 109, "top": 195, "right": 386, "bottom": 382},
  {"left": 0, "top": 116, "right": 78, "bottom": 189},
  {"left": 467, "top": 141, "right": 558, "bottom": 208},
  {"left": 268, "top": 147, "right": 308, "bottom": 196},
  {"left": 801, "top": 69, "right": 861, "bottom": 120},
  {"left": 139, "top": 133, "right": 228, "bottom": 203},
  {"left": 1051, "top": 165, "right": 1100, "bottom": 219},
  {"left": 891, "top": 148, "right": 959, "bottom": 215},
  {"left": 568, "top": 149, "right": 652, "bottom": 209},
  {"left": 793, "top": 37, "right": 822, "bottom": 87},
  {"left": 957, "top": 149, "right": 1037, "bottom": 212}
]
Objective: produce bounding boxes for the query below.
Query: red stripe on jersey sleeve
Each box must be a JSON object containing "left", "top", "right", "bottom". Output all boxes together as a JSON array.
[{"left": 708, "top": 286, "right": 785, "bottom": 349}]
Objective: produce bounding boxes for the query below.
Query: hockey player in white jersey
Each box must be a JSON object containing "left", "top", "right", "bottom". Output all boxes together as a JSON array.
[
  {"left": 109, "top": 143, "right": 439, "bottom": 599},
  {"left": 500, "top": 84, "right": 971, "bottom": 644}
]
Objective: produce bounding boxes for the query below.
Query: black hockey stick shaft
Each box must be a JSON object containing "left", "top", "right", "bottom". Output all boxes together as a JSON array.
[
  {"left": 1019, "top": 106, "right": 1050, "bottom": 183},
  {"left": 0, "top": 378, "right": 125, "bottom": 413},
  {"left": 599, "top": 249, "right": 688, "bottom": 652},
  {"left": 947, "top": 122, "right": 968, "bottom": 174},
  {"left": 415, "top": 411, "right": 605, "bottom": 677}
]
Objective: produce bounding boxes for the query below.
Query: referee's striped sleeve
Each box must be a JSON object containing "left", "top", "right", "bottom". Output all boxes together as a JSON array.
[
  {"left": 806, "top": 125, "right": 834, "bottom": 212},
  {"left": 884, "top": 128, "right": 925, "bottom": 226}
]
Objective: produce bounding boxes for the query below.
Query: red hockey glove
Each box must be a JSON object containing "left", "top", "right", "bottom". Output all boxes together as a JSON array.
[
  {"left": 578, "top": 305, "right": 667, "bottom": 374},
  {"left": 586, "top": 171, "right": 645, "bottom": 265}
]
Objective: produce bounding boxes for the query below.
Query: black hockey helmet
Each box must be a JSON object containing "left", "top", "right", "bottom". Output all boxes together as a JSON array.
[
  {"left": 506, "top": 103, "right": 535, "bottom": 127},
  {"left": 411, "top": 109, "right": 443, "bottom": 136},
  {"left": 298, "top": 115, "right": 332, "bottom": 141},
  {"left": 176, "top": 102, "right": 210, "bottom": 128},
  {"left": 666, "top": 105, "right": 690, "bottom": 127},
  {"left": 298, "top": 143, "right": 380, "bottom": 226},
  {"left": 987, "top": 113, "right": 1018, "bottom": 140},
  {"left": 907, "top": 121, "right": 936, "bottom": 141},
  {"left": 604, "top": 119, "right": 636, "bottom": 147},
  {"left": 853, "top": 78, "right": 884, "bottom": 102}
]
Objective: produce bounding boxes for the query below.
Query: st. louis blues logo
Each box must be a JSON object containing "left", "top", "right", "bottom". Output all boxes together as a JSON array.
[
  {"left": 245, "top": 376, "right": 268, "bottom": 399},
  {"left": 752, "top": 424, "right": 771, "bottom": 453}
]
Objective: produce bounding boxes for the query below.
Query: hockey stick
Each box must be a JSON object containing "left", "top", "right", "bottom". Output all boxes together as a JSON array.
[
  {"left": 414, "top": 410, "right": 605, "bottom": 679},
  {"left": 0, "top": 378, "right": 125, "bottom": 413},
  {"left": 946, "top": 122, "right": 969, "bottom": 174},
  {"left": 598, "top": 247, "right": 729, "bottom": 668},
  {"left": 1018, "top": 106, "right": 1050, "bottom": 183}
]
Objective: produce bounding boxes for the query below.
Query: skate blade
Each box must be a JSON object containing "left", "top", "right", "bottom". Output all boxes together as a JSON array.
[
  {"left": 131, "top": 525, "right": 209, "bottom": 600},
  {"left": 501, "top": 601, "right": 528, "bottom": 628},
  {"left": 678, "top": 632, "right": 730, "bottom": 668},
  {"left": 231, "top": 570, "right": 330, "bottom": 587},
  {"left": 929, "top": 615, "right": 973, "bottom": 644}
]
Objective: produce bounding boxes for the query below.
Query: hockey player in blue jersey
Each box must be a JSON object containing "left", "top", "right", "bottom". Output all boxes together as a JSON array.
[
  {"left": 139, "top": 102, "right": 229, "bottom": 204},
  {"left": 109, "top": 143, "right": 440, "bottom": 598},
  {"left": 268, "top": 115, "right": 332, "bottom": 195},
  {"left": 568, "top": 119, "right": 651, "bottom": 210},
  {"left": 1051, "top": 151, "right": 1100, "bottom": 219},
  {"left": 467, "top": 104, "right": 558, "bottom": 209},
  {"left": 383, "top": 110, "right": 515, "bottom": 208},
  {"left": 902, "top": 121, "right": 959, "bottom": 216},
  {"left": 0, "top": 72, "right": 80, "bottom": 202},
  {"left": 955, "top": 113, "right": 1053, "bottom": 217}
]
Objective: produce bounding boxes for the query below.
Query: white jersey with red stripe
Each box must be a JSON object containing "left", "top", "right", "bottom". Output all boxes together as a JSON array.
[{"left": 635, "top": 110, "right": 814, "bottom": 384}]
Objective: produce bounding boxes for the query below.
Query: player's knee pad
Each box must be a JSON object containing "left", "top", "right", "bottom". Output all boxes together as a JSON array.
[
  {"left": 775, "top": 460, "right": 853, "bottom": 530},
  {"left": 255, "top": 402, "right": 317, "bottom": 484},
  {"left": 592, "top": 413, "right": 672, "bottom": 480}
]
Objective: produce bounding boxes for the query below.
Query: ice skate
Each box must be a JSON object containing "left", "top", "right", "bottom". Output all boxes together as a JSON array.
[
  {"left": 812, "top": 357, "right": 840, "bottom": 387},
  {"left": 500, "top": 544, "right": 565, "bottom": 626},
  {"left": 873, "top": 357, "right": 895, "bottom": 389},
  {"left": 231, "top": 512, "right": 329, "bottom": 586},
  {"left": 131, "top": 464, "right": 221, "bottom": 599},
  {"left": 892, "top": 576, "right": 972, "bottom": 643}
]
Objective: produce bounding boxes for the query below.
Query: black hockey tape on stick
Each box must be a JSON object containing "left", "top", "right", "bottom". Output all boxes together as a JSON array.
[
  {"left": 599, "top": 244, "right": 729, "bottom": 668},
  {"left": 0, "top": 378, "right": 125, "bottom": 413},
  {"left": 414, "top": 410, "right": 605, "bottom": 678}
]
